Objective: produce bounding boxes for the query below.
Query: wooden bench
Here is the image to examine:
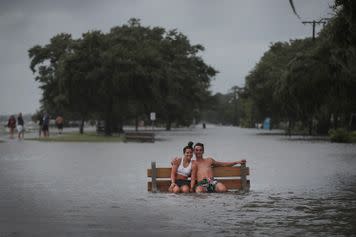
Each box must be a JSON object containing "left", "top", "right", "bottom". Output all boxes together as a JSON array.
[
  {"left": 96, "top": 121, "right": 105, "bottom": 135},
  {"left": 147, "top": 161, "right": 250, "bottom": 192},
  {"left": 125, "top": 132, "right": 155, "bottom": 143}
]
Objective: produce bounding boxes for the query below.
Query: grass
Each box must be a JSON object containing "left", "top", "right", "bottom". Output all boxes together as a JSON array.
[{"left": 26, "top": 131, "right": 124, "bottom": 142}]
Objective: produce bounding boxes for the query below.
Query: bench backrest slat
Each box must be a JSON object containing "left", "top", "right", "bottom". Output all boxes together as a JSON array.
[{"left": 147, "top": 166, "right": 249, "bottom": 178}]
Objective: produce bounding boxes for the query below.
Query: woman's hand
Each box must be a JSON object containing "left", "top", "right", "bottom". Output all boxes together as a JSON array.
[{"left": 168, "top": 182, "right": 176, "bottom": 192}]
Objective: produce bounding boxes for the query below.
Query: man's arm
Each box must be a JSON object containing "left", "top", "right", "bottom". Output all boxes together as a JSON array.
[
  {"left": 190, "top": 162, "right": 197, "bottom": 192},
  {"left": 212, "top": 159, "right": 246, "bottom": 167},
  {"left": 170, "top": 156, "right": 180, "bottom": 166}
]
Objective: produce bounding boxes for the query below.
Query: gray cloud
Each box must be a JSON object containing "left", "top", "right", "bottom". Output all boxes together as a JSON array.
[{"left": 0, "top": 0, "right": 333, "bottom": 114}]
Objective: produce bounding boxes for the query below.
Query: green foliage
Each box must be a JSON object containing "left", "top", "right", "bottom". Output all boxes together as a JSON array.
[
  {"left": 201, "top": 92, "right": 235, "bottom": 125},
  {"left": 351, "top": 131, "right": 356, "bottom": 143},
  {"left": 239, "top": 0, "right": 356, "bottom": 134},
  {"left": 28, "top": 33, "right": 74, "bottom": 115},
  {"left": 243, "top": 39, "right": 315, "bottom": 128},
  {"left": 28, "top": 19, "right": 216, "bottom": 133},
  {"left": 329, "top": 128, "right": 351, "bottom": 143}
]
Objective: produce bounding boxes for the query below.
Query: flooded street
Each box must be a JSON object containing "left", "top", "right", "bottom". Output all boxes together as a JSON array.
[{"left": 0, "top": 126, "right": 355, "bottom": 236}]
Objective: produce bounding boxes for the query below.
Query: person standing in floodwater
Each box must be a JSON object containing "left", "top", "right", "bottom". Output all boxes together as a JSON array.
[
  {"left": 38, "top": 113, "right": 43, "bottom": 137},
  {"left": 17, "top": 112, "right": 25, "bottom": 140},
  {"left": 7, "top": 115, "right": 16, "bottom": 139},
  {"left": 55, "top": 115, "right": 64, "bottom": 134},
  {"left": 42, "top": 113, "right": 49, "bottom": 137}
]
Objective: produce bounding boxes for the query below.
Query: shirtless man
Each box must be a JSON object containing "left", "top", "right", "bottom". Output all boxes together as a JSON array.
[{"left": 190, "top": 143, "right": 246, "bottom": 193}]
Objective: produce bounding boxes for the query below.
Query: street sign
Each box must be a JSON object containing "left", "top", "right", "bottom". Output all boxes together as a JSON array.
[{"left": 150, "top": 112, "right": 156, "bottom": 121}]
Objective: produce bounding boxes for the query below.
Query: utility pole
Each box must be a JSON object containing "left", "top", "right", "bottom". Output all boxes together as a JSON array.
[
  {"left": 233, "top": 86, "right": 238, "bottom": 126},
  {"left": 302, "top": 19, "right": 328, "bottom": 41}
]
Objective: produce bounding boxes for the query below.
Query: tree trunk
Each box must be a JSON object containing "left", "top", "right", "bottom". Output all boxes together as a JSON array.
[
  {"left": 135, "top": 115, "right": 139, "bottom": 131},
  {"left": 79, "top": 119, "right": 85, "bottom": 134},
  {"left": 104, "top": 100, "right": 113, "bottom": 136},
  {"left": 308, "top": 119, "right": 313, "bottom": 136},
  {"left": 104, "top": 117, "right": 112, "bottom": 136},
  {"left": 287, "top": 119, "right": 292, "bottom": 137},
  {"left": 117, "top": 117, "right": 124, "bottom": 134},
  {"left": 316, "top": 115, "right": 330, "bottom": 135},
  {"left": 333, "top": 112, "right": 339, "bottom": 129},
  {"left": 166, "top": 120, "right": 171, "bottom": 131}
]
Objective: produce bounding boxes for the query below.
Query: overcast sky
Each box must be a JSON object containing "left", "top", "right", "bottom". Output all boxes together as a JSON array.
[{"left": 0, "top": 0, "right": 333, "bottom": 115}]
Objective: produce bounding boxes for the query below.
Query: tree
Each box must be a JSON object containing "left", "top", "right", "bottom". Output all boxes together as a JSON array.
[
  {"left": 244, "top": 40, "right": 314, "bottom": 127},
  {"left": 276, "top": 53, "right": 330, "bottom": 134},
  {"left": 28, "top": 33, "right": 74, "bottom": 116},
  {"left": 29, "top": 19, "right": 216, "bottom": 134},
  {"left": 58, "top": 31, "right": 106, "bottom": 133},
  {"left": 151, "top": 29, "right": 216, "bottom": 130}
]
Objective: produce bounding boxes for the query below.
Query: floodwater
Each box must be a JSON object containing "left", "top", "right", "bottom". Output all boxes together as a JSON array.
[{"left": 0, "top": 126, "right": 355, "bottom": 236}]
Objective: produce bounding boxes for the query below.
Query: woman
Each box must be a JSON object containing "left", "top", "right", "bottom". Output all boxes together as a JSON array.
[
  {"left": 7, "top": 115, "right": 16, "bottom": 139},
  {"left": 17, "top": 112, "right": 25, "bottom": 140},
  {"left": 169, "top": 142, "right": 194, "bottom": 193},
  {"left": 55, "top": 115, "right": 64, "bottom": 134},
  {"left": 42, "top": 112, "right": 49, "bottom": 137}
]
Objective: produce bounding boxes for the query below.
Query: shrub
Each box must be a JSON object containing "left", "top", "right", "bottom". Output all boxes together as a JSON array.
[
  {"left": 329, "top": 128, "right": 351, "bottom": 143},
  {"left": 350, "top": 131, "right": 356, "bottom": 143}
]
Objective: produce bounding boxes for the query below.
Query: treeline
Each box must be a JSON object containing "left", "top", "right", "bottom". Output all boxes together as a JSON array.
[
  {"left": 232, "top": 0, "right": 356, "bottom": 134},
  {"left": 29, "top": 19, "right": 217, "bottom": 135},
  {"left": 30, "top": 2, "right": 356, "bottom": 135}
]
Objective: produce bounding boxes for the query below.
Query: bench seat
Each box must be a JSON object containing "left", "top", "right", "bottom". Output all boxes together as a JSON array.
[{"left": 125, "top": 132, "right": 155, "bottom": 143}]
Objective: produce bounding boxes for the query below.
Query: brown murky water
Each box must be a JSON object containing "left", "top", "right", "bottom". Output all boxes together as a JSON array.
[{"left": 0, "top": 126, "right": 355, "bottom": 236}]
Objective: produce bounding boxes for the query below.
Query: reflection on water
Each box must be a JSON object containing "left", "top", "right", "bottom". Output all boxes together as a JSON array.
[{"left": 0, "top": 126, "right": 355, "bottom": 236}]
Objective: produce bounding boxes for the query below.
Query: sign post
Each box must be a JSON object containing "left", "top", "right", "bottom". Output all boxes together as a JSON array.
[{"left": 150, "top": 112, "right": 156, "bottom": 131}]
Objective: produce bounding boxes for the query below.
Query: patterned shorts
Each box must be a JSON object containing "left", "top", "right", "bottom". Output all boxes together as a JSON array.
[{"left": 196, "top": 178, "right": 218, "bottom": 192}]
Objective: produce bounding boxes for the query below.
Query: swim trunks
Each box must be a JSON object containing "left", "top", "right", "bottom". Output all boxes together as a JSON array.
[
  {"left": 196, "top": 178, "right": 218, "bottom": 192},
  {"left": 176, "top": 179, "right": 190, "bottom": 187}
]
